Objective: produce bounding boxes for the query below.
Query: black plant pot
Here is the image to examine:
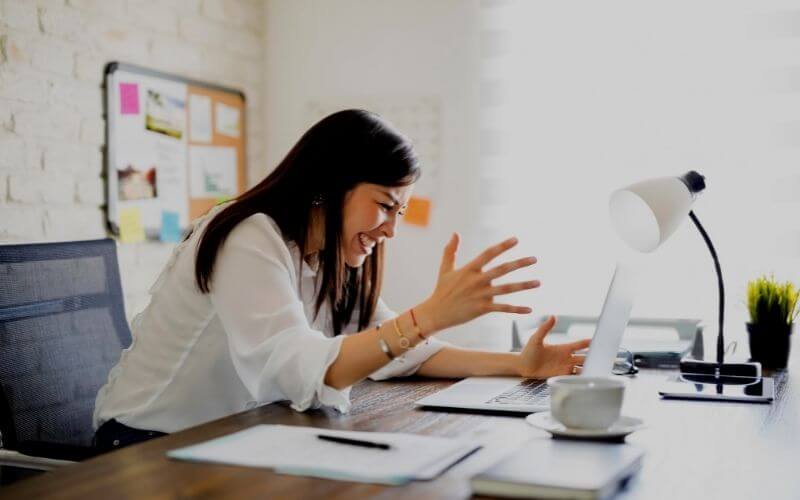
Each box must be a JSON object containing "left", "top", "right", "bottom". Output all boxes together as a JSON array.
[{"left": 747, "top": 322, "right": 794, "bottom": 370}]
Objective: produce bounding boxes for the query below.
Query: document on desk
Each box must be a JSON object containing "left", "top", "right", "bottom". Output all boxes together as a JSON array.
[{"left": 167, "top": 424, "right": 481, "bottom": 485}]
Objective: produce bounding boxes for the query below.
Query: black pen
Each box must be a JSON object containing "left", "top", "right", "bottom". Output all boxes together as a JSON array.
[{"left": 316, "top": 434, "right": 392, "bottom": 450}]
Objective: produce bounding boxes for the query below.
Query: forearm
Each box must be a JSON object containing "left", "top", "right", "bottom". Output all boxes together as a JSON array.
[
  {"left": 415, "top": 346, "right": 522, "bottom": 378},
  {"left": 323, "top": 326, "right": 392, "bottom": 390},
  {"left": 324, "top": 305, "right": 433, "bottom": 390}
]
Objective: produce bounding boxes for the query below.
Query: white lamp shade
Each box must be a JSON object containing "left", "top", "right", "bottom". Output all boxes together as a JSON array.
[{"left": 609, "top": 176, "right": 694, "bottom": 253}]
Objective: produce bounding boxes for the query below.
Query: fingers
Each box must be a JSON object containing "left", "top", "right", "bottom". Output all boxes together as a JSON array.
[
  {"left": 565, "top": 338, "right": 592, "bottom": 351},
  {"left": 438, "top": 232, "right": 460, "bottom": 277},
  {"left": 531, "top": 315, "right": 557, "bottom": 344},
  {"left": 485, "top": 280, "right": 540, "bottom": 297},
  {"left": 488, "top": 303, "right": 533, "bottom": 314},
  {"left": 466, "top": 237, "right": 518, "bottom": 271},
  {"left": 484, "top": 256, "right": 538, "bottom": 281}
]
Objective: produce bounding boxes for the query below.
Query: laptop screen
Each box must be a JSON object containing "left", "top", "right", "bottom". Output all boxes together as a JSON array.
[{"left": 581, "top": 264, "right": 636, "bottom": 377}]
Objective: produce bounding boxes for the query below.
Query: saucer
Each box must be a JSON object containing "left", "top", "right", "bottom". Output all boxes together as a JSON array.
[{"left": 526, "top": 412, "right": 645, "bottom": 442}]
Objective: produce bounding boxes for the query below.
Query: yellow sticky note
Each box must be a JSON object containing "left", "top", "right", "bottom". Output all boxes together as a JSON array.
[
  {"left": 119, "top": 207, "right": 145, "bottom": 243},
  {"left": 403, "top": 196, "right": 432, "bottom": 227}
]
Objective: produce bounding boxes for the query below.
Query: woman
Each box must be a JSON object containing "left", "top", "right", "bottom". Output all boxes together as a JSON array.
[{"left": 93, "top": 110, "right": 589, "bottom": 452}]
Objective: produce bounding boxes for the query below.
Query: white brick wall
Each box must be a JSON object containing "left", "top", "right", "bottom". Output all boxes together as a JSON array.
[{"left": 0, "top": 0, "right": 266, "bottom": 319}]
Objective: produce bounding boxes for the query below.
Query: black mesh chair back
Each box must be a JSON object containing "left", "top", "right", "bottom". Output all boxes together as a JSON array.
[{"left": 0, "top": 239, "right": 132, "bottom": 461}]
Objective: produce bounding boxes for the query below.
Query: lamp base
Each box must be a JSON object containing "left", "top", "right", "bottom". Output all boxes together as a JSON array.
[{"left": 679, "top": 359, "right": 762, "bottom": 385}]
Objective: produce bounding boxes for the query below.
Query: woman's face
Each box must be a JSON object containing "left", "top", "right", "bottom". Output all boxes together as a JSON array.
[{"left": 341, "top": 182, "right": 413, "bottom": 267}]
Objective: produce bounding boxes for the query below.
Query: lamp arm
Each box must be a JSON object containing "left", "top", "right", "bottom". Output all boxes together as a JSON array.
[{"left": 688, "top": 210, "right": 725, "bottom": 365}]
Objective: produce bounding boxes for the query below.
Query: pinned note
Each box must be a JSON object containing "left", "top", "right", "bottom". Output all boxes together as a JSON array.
[
  {"left": 119, "top": 207, "right": 145, "bottom": 243},
  {"left": 189, "top": 94, "right": 212, "bottom": 142},
  {"left": 403, "top": 196, "right": 432, "bottom": 227},
  {"left": 159, "top": 211, "right": 181, "bottom": 242},
  {"left": 215, "top": 102, "right": 240, "bottom": 138},
  {"left": 189, "top": 145, "right": 237, "bottom": 198},
  {"left": 119, "top": 83, "right": 140, "bottom": 115}
]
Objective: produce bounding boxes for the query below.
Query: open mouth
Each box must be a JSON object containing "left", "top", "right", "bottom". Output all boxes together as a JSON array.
[{"left": 358, "top": 233, "right": 377, "bottom": 255}]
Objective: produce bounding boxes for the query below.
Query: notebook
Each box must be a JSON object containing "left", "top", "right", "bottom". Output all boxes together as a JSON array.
[
  {"left": 471, "top": 438, "right": 644, "bottom": 499},
  {"left": 167, "top": 424, "right": 480, "bottom": 485}
]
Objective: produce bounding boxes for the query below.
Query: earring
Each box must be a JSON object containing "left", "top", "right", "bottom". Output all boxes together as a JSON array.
[{"left": 312, "top": 194, "right": 325, "bottom": 207}]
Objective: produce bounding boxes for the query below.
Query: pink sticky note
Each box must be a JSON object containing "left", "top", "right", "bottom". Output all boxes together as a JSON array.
[{"left": 119, "top": 83, "right": 139, "bottom": 115}]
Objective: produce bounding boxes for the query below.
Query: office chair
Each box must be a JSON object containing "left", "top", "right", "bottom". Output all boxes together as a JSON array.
[{"left": 0, "top": 239, "right": 132, "bottom": 464}]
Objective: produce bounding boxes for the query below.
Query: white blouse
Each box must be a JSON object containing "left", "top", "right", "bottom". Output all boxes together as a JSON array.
[{"left": 93, "top": 205, "right": 448, "bottom": 433}]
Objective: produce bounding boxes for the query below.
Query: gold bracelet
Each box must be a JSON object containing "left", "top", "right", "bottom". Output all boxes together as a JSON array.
[
  {"left": 376, "top": 324, "right": 395, "bottom": 360},
  {"left": 392, "top": 318, "right": 411, "bottom": 349}
]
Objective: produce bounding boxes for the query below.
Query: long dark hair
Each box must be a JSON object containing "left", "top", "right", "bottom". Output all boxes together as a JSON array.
[{"left": 194, "top": 109, "right": 420, "bottom": 335}]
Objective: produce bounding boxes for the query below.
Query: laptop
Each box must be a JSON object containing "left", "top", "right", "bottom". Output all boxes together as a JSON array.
[{"left": 415, "top": 265, "right": 636, "bottom": 414}]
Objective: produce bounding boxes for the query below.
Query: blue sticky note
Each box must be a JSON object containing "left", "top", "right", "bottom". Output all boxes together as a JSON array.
[{"left": 160, "top": 211, "right": 181, "bottom": 242}]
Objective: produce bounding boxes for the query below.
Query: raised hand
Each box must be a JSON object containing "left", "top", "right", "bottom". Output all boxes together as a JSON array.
[
  {"left": 517, "top": 316, "right": 591, "bottom": 378},
  {"left": 416, "top": 233, "right": 540, "bottom": 334}
]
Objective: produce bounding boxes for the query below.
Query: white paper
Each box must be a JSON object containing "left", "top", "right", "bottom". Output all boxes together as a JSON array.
[
  {"left": 167, "top": 424, "right": 479, "bottom": 486},
  {"left": 189, "top": 95, "right": 212, "bottom": 143},
  {"left": 215, "top": 102, "right": 241, "bottom": 138},
  {"left": 189, "top": 146, "right": 237, "bottom": 198}
]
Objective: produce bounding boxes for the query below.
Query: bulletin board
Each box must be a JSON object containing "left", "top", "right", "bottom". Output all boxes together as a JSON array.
[{"left": 104, "top": 62, "right": 247, "bottom": 242}]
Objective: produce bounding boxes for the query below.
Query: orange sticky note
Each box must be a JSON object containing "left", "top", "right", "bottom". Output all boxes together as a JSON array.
[
  {"left": 403, "top": 196, "right": 431, "bottom": 227},
  {"left": 119, "top": 207, "right": 145, "bottom": 243}
]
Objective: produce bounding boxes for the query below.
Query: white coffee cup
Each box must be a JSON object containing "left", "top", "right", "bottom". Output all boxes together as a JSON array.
[{"left": 547, "top": 375, "right": 626, "bottom": 430}]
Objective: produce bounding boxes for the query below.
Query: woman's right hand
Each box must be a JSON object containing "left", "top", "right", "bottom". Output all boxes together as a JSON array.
[{"left": 415, "top": 233, "right": 540, "bottom": 335}]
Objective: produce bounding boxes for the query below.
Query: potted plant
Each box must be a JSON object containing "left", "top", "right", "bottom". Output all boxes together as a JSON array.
[{"left": 746, "top": 275, "right": 799, "bottom": 370}]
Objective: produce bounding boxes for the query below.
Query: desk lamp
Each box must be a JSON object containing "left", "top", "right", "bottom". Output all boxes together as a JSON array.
[{"left": 609, "top": 171, "right": 760, "bottom": 383}]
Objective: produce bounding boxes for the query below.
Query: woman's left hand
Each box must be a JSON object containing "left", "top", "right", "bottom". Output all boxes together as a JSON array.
[{"left": 516, "top": 315, "right": 591, "bottom": 378}]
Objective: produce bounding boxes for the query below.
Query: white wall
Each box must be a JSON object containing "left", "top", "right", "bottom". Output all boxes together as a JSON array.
[
  {"left": 263, "top": 0, "right": 508, "bottom": 348},
  {"left": 479, "top": 0, "right": 800, "bottom": 351},
  {"left": 0, "top": 0, "right": 267, "bottom": 319}
]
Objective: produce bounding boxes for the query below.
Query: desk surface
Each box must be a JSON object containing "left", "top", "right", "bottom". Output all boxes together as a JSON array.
[{"left": 3, "top": 362, "right": 799, "bottom": 499}]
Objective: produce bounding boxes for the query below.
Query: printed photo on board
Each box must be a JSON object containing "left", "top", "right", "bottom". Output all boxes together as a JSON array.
[
  {"left": 118, "top": 163, "right": 158, "bottom": 200},
  {"left": 145, "top": 89, "right": 185, "bottom": 139}
]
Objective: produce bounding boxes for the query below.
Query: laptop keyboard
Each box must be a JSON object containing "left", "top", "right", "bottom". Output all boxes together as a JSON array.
[{"left": 486, "top": 379, "right": 551, "bottom": 405}]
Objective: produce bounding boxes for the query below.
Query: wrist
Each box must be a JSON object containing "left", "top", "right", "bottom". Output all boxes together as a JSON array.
[
  {"left": 511, "top": 352, "right": 526, "bottom": 377},
  {"left": 414, "top": 299, "right": 441, "bottom": 338}
]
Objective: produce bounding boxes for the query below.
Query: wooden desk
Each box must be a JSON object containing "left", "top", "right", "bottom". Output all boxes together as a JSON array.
[{"left": 3, "top": 361, "right": 799, "bottom": 499}]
